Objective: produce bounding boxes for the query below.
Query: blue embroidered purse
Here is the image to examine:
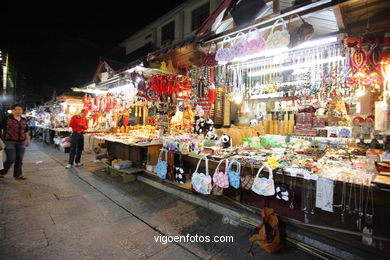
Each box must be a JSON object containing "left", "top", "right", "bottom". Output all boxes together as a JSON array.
[
  {"left": 156, "top": 148, "right": 168, "bottom": 179},
  {"left": 228, "top": 160, "right": 241, "bottom": 189}
]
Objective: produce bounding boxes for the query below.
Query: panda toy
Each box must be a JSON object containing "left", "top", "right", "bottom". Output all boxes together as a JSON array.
[
  {"left": 249, "top": 119, "right": 258, "bottom": 127},
  {"left": 174, "top": 167, "right": 186, "bottom": 185},
  {"left": 204, "top": 118, "right": 214, "bottom": 132},
  {"left": 206, "top": 131, "right": 218, "bottom": 140},
  {"left": 194, "top": 117, "right": 205, "bottom": 134},
  {"left": 220, "top": 134, "right": 232, "bottom": 149}
]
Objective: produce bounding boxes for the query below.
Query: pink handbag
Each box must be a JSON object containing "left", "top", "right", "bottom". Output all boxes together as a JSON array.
[
  {"left": 212, "top": 158, "right": 230, "bottom": 188},
  {"left": 243, "top": 28, "right": 266, "bottom": 56}
]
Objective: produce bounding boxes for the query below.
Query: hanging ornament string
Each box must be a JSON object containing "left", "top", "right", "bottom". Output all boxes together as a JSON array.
[
  {"left": 364, "top": 183, "right": 375, "bottom": 225},
  {"left": 356, "top": 181, "right": 364, "bottom": 231}
]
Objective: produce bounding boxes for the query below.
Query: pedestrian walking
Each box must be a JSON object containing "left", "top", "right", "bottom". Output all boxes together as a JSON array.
[
  {"left": 0, "top": 104, "right": 30, "bottom": 180},
  {"left": 66, "top": 109, "right": 88, "bottom": 169},
  {"left": 27, "top": 117, "right": 37, "bottom": 140}
]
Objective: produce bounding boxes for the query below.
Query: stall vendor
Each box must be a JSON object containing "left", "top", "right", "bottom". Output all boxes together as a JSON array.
[{"left": 66, "top": 109, "right": 88, "bottom": 169}]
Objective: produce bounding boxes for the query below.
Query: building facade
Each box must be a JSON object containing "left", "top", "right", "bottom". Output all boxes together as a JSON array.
[{"left": 119, "top": 0, "right": 221, "bottom": 57}]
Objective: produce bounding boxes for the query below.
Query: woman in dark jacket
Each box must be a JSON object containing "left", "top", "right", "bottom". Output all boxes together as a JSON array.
[{"left": 0, "top": 104, "right": 30, "bottom": 180}]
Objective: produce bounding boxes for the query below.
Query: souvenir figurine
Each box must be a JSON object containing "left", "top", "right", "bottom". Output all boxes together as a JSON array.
[
  {"left": 194, "top": 117, "right": 205, "bottom": 134},
  {"left": 204, "top": 117, "right": 214, "bottom": 132},
  {"left": 250, "top": 119, "right": 258, "bottom": 126},
  {"left": 205, "top": 131, "right": 218, "bottom": 140},
  {"left": 220, "top": 134, "right": 232, "bottom": 149}
]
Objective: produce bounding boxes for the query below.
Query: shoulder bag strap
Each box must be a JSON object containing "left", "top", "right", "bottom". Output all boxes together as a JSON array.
[
  {"left": 271, "top": 18, "right": 287, "bottom": 34},
  {"left": 194, "top": 156, "right": 206, "bottom": 174},
  {"left": 214, "top": 158, "right": 228, "bottom": 175},
  {"left": 255, "top": 165, "right": 266, "bottom": 178},
  {"left": 229, "top": 160, "right": 241, "bottom": 174},
  {"left": 266, "top": 165, "right": 274, "bottom": 180}
]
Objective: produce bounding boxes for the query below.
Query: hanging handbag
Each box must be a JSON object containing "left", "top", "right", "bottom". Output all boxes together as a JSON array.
[
  {"left": 266, "top": 18, "right": 290, "bottom": 49},
  {"left": 156, "top": 148, "right": 168, "bottom": 179},
  {"left": 288, "top": 14, "right": 314, "bottom": 48},
  {"left": 241, "top": 163, "right": 255, "bottom": 190},
  {"left": 230, "top": 32, "right": 246, "bottom": 58},
  {"left": 192, "top": 156, "right": 212, "bottom": 194},
  {"left": 243, "top": 28, "right": 266, "bottom": 56},
  {"left": 203, "top": 42, "right": 219, "bottom": 67},
  {"left": 213, "top": 158, "right": 230, "bottom": 188},
  {"left": 252, "top": 164, "right": 275, "bottom": 196},
  {"left": 174, "top": 152, "right": 186, "bottom": 185},
  {"left": 215, "top": 36, "right": 235, "bottom": 62},
  {"left": 228, "top": 160, "right": 241, "bottom": 189}
]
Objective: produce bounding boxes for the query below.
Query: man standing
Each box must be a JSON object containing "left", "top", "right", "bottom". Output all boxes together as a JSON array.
[
  {"left": 0, "top": 104, "right": 30, "bottom": 180},
  {"left": 66, "top": 109, "right": 88, "bottom": 169}
]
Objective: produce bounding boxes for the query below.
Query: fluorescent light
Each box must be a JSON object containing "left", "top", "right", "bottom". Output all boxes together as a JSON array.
[
  {"left": 230, "top": 36, "right": 338, "bottom": 63},
  {"left": 249, "top": 56, "right": 345, "bottom": 77},
  {"left": 108, "top": 83, "right": 134, "bottom": 93}
]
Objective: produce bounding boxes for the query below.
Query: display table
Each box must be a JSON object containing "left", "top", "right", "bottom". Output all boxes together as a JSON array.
[{"left": 105, "top": 140, "right": 162, "bottom": 168}]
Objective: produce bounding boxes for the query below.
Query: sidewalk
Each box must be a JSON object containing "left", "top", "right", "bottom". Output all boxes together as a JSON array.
[{"left": 0, "top": 142, "right": 312, "bottom": 259}]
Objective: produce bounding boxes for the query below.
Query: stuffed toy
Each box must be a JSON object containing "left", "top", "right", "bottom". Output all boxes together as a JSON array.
[
  {"left": 220, "top": 134, "right": 232, "bottom": 149},
  {"left": 204, "top": 117, "right": 214, "bottom": 132},
  {"left": 174, "top": 167, "right": 186, "bottom": 184},
  {"left": 194, "top": 117, "right": 205, "bottom": 134},
  {"left": 205, "top": 131, "right": 218, "bottom": 140},
  {"left": 250, "top": 119, "right": 258, "bottom": 126}
]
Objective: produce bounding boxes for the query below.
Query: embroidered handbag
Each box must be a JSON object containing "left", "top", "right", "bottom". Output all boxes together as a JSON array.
[
  {"left": 243, "top": 28, "right": 266, "bottom": 56},
  {"left": 228, "top": 160, "right": 241, "bottom": 189},
  {"left": 266, "top": 18, "right": 290, "bottom": 49},
  {"left": 252, "top": 164, "right": 275, "bottom": 196},
  {"left": 288, "top": 14, "right": 314, "bottom": 48},
  {"left": 230, "top": 32, "right": 246, "bottom": 58},
  {"left": 215, "top": 36, "right": 235, "bottom": 62},
  {"left": 241, "top": 163, "right": 255, "bottom": 190},
  {"left": 192, "top": 156, "right": 212, "bottom": 194},
  {"left": 203, "top": 42, "right": 218, "bottom": 67},
  {"left": 213, "top": 158, "right": 230, "bottom": 188},
  {"left": 156, "top": 148, "right": 168, "bottom": 179}
]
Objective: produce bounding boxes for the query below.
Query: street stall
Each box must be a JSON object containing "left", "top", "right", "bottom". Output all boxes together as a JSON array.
[
  {"left": 133, "top": 0, "right": 390, "bottom": 257},
  {"left": 45, "top": 0, "right": 389, "bottom": 257}
]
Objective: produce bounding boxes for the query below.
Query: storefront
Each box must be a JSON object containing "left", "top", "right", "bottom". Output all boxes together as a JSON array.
[{"left": 44, "top": 0, "right": 390, "bottom": 257}]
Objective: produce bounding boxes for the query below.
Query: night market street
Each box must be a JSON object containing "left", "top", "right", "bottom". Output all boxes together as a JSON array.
[{"left": 0, "top": 142, "right": 311, "bottom": 260}]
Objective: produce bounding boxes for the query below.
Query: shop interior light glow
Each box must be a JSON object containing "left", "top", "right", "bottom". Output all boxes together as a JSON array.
[
  {"left": 230, "top": 36, "right": 338, "bottom": 63},
  {"left": 108, "top": 83, "right": 134, "bottom": 93},
  {"left": 248, "top": 56, "right": 345, "bottom": 77},
  {"left": 356, "top": 87, "right": 366, "bottom": 97}
]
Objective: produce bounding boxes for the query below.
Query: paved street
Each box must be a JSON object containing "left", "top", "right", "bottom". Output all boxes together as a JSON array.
[{"left": 0, "top": 142, "right": 314, "bottom": 260}]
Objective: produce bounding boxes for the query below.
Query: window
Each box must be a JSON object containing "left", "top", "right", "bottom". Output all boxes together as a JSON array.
[
  {"left": 161, "top": 21, "right": 175, "bottom": 45},
  {"left": 191, "top": 2, "right": 210, "bottom": 31}
]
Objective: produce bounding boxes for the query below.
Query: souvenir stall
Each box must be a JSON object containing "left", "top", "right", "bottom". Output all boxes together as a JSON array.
[
  {"left": 144, "top": 7, "right": 390, "bottom": 257},
  {"left": 76, "top": 66, "right": 195, "bottom": 166}
]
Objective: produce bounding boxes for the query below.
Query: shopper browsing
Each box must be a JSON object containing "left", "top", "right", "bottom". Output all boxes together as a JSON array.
[
  {"left": 66, "top": 109, "right": 88, "bottom": 169},
  {"left": 0, "top": 104, "right": 30, "bottom": 180}
]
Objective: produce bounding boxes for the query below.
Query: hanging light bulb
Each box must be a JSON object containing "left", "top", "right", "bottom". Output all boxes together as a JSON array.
[
  {"left": 356, "top": 86, "right": 366, "bottom": 97},
  {"left": 234, "top": 95, "right": 243, "bottom": 104}
]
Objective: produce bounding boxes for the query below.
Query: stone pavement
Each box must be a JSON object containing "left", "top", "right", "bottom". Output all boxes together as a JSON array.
[{"left": 0, "top": 142, "right": 315, "bottom": 260}]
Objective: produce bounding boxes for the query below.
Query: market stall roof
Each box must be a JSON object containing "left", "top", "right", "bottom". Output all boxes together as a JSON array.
[
  {"left": 146, "top": 36, "right": 204, "bottom": 69},
  {"left": 197, "top": 0, "right": 390, "bottom": 44}
]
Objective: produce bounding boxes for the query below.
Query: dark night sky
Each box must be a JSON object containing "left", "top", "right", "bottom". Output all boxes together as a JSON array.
[{"left": 1, "top": 1, "right": 186, "bottom": 105}]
